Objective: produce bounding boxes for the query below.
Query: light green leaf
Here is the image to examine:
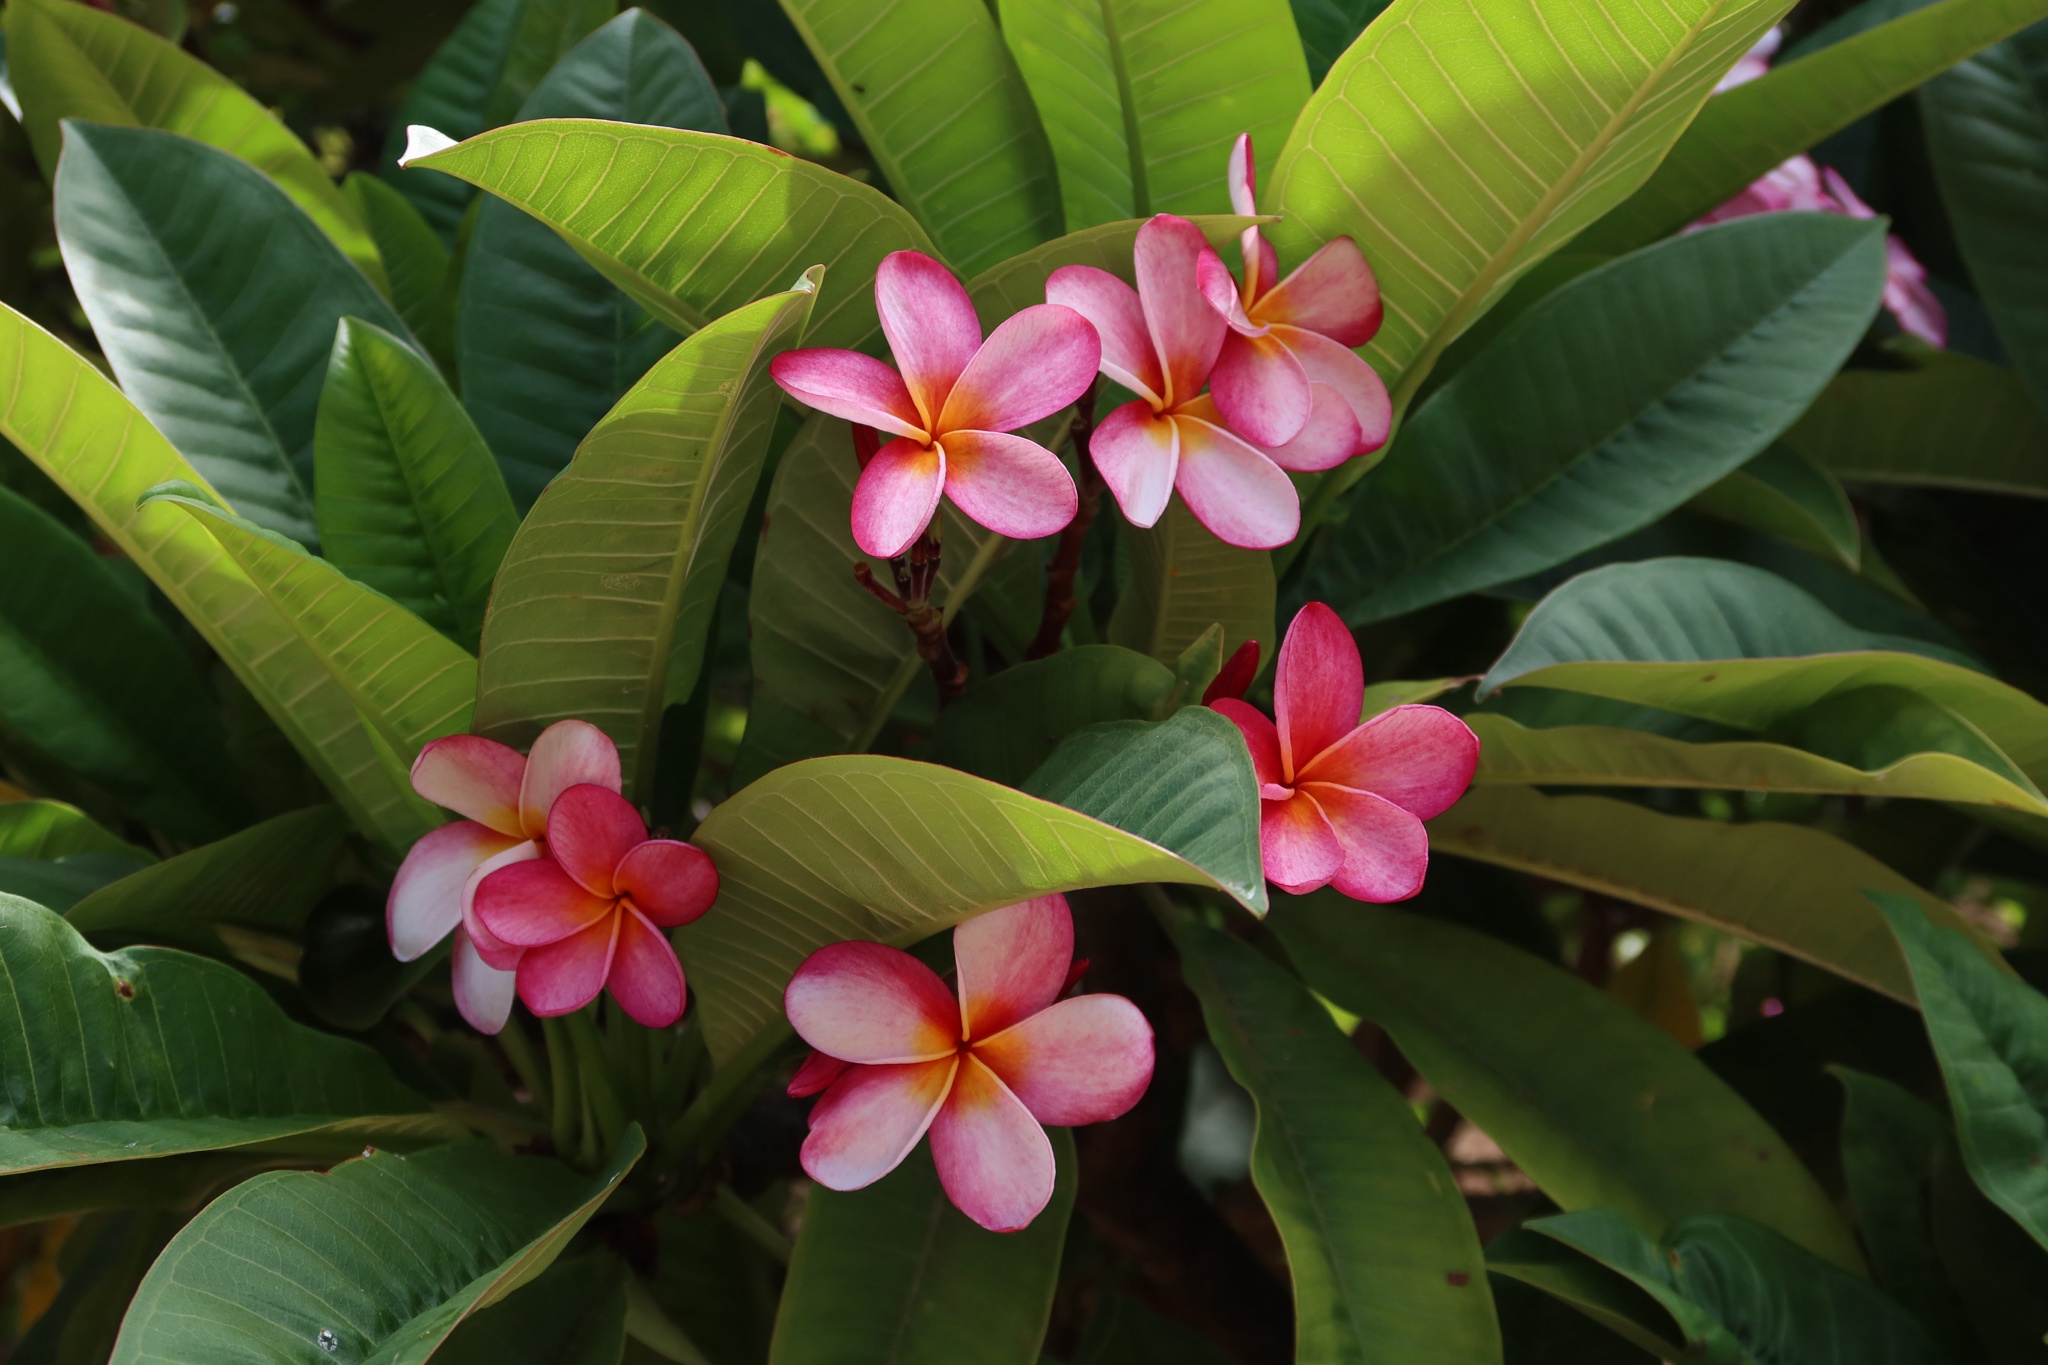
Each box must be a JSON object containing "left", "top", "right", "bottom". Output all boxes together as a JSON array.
[
  {"left": 474, "top": 276, "right": 816, "bottom": 804},
  {"left": 344, "top": 172, "right": 454, "bottom": 364},
  {"left": 1301, "top": 215, "right": 1886, "bottom": 623},
  {"left": 770, "top": 1135, "right": 1075, "bottom": 1365},
  {"left": 1270, "top": 897, "right": 1866, "bottom": 1269},
  {"left": 0, "top": 800, "right": 151, "bottom": 863},
  {"left": 1689, "top": 441, "right": 1861, "bottom": 569},
  {"left": 965, "top": 213, "right": 1263, "bottom": 319},
  {"left": 1173, "top": 917, "right": 1502, "bottom": 1364},
  {"left": 1109, "top": 500, "right": 1276, "bottom": 669},
  {"left": 920, "top": 645, "right": 1175, "bottom": 786},
  {"left": 1286, "top": 0, "right": 1394, "bottom": 87}
]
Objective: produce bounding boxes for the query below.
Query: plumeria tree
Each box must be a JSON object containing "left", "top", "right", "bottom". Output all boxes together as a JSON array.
[{"left": 1, "top": 0, "right": 2047, "bottom": 1359}]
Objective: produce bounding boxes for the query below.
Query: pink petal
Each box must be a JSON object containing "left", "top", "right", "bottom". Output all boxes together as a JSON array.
[
  {"left": 1209, "top": 698, "right": 1284, "bottom": 788},
  {"left": 462, "top": 840, "right": 539, "bottom": 970},
  {"left": 1197, "top": 247, "right": 1266, "bottom": 338},
  {"left": 940, "top": 430, "right": 1078, "bottom": 542},
  {"left": 410, "top": 735, "right": 525, "bottom": 835},
  {"left": 614, "top": 839, "right": 718, "bottom": 928},
  {"left": 1253, "top": 237, "right": 1382, "bottom": 347},
  {"left": 1167, "top": 414, "right": 1299, "bottom": 550},
  {"left": 929, "top": 1055, "right": 1056, "bottom": 1232},
  {"left": 1203, "top": 639, "right": 1260, "bottom": 704},
  {"left": 474, "top": 856, "right": 615, "bottom": 947},
  {"left": 1819, "top": 166, "right": 1876, "bottom": 221},
  {"left": 787, "top": 1049, "right": 854, "bottom": 1099},
  {"left": 1262, "top": 790, "right": 1345, "bottom": 894},
  {"left": 785, "top": 941, "right": 961, "bottom": 1063},
  {"left": 954, "top": 895, "right": 1073, "bottom": 1040},
  {"left": 1246, "top": 232, "right": 1279, "bottom": 307},
  {"left": 516, "top": 913, "right": 618, "bottom": 1017},
  {"left": 877, "top": 251, "right": 982, "bottom": 430},
  {"left": 1227, "top": 133, "right": 1257, "bottom": 218},
  {"left": 851, "top": 436, "right": 945, "bottom": 559},
  {"left": 1046, "top": 265, "right": 1165, "bottom": 406},
  {"left": 1209, "top": 330, "right": 1312, "bottom": 448},
  {"left": 1302, "top": 784, "right": 1431, "bottom": 903},
  {"left": 801, "top": 1058, "right": 958, "bottom": 1191},
  {"left": 1297, "top": 704, "right": 1479, "bottom": 820},
  {"left": 451, "top": 928, "right": 518, "bottom": 1034},
  {"left": 1883, "top": 238, "right": 1947, "bottom": 347},
  {"left": 1275, "top": 602, "right": 1364, "bottom": 779},
  {"left": 1281, "top": 327, "right": 1390, "bottom": 454},
  {"left": 1091, "top": 400, "right": 1179, "bottom": 529},
  {"left": 518, "top": 719, "right": 622, "bottom": 840},
  {"left": 973, "top": 993, "right": 1153, "bottom": 1126},
  {"left": 387, "top": 820, "right": 521, "bottom": 961},
  {"left": 768, "top": 349, "right": 927, "bottom": 441},
  {"left": 1714, "top": 26, "right": 1780, "bottom": 92},
  {"left": 545, "top": 784, "right": 645, "bottom": 896},
  {"left": 936, "top": 304, "right": 1101, "bottom": 435},
  {"left": 1259, "top": 382, "right": 1362, "bottom": 473},
  {"left": 1135, "top": 214, "right": 1227, "bottom": 408},
  {"left": 607, "top": 907, "right": 686, "bottom": 1027}
]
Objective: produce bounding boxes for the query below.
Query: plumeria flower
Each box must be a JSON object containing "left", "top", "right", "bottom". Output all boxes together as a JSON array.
[
  {"left": 1816, "top": 169, "right": 1948, "bottom": 349},
  {"left": 1210, "top": 603, "right": 1478, "bottom": 901},
  {"left": 1714, "top": 25, "right": 1781, "bottom": 93},
  {"left": 1190, "top": 134, "right": 1391, "bottom": 470},
  {"left": 388, "top": 720, "right": 620, "bottom": 1033},
  {"left": 769, "top": 251, "right": 1100, "bottom": 559},
  {"left": 1048, "top": 214, "right": 1302, "bottom": 549},
  {"left": 473, "top": 784, "right": 718, "bottom": 1027},
  {"left": 783, "top": 894, "right": 1153, "bottom": 1232}
]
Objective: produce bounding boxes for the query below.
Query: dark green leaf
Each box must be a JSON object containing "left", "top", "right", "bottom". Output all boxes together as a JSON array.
[
  {"left": 344, "top": 173, "right": 453, "bottom": 360},
  {"left": 437, "top": 1254, "right": 629, "bottom": 1365},
  {"left": 0, "top": 799, "right": 149, "bottom": 862},
  {"left": 12, "top": 1211, "right": 176, "bottom": 1365},
  {"left": 1689, "top": 442, "right": 1861, "bottom": 569},
  {"left": 0, "top": 854, "right": 145, "bottom": 912},
  {"left": 1109, "top": 500, "right": 1277, "bottom": 669},
  {"left": 1484, "top": 1228, "right": 1687, "bottom": 1359},
  {"left": 920, "top": 645, "right": 1174, "bottom": 786},
  {"left": 1930, "top": 1134, "right": 2048, "bottom": 1361},
  {"left": 0, "top": 1152, "right": 292, "bottom": 1230},
  {"left": 1286, "top": 0, "right": 1393, "bottom": 86}
]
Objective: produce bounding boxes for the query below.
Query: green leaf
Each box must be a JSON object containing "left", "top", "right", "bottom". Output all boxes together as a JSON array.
[
  {"left": 0, "top": 896, "right": 446, "bottom": 1175},
  {"left": 1172, "top": 917, "right": 1502, "bottom": 1364},
  {"left": 1285, "top": 0, "right": 1394, "bottom": 86},
  {"left": 0, "top": 800, "right": 151, "bottom": 863},
  {"left": 0, "top": 485, "right": 247, "bottom": 840},
  {"left": 920, "top": 645, "right": 1175, "bottom": 786},
  {"left": 779, "top": 0, "right": 1059, "bottom": 272},
  {"left": 1872, "top": 889, "right": 2048, "bottom": 1253},
  {"left": 437, "top": 1254, "right": 629, "bottom": 1365},
  {"left": 0, "top": 301, "right": 439, "bottom": 855},
  {"left": 315, "top": 316, "right": 518, "bottom": 649},
  {"left": 681, "top": 747, "right": 1262, "bottom": 1062},
  {"left": 1108, "top": 500, "right": 1276, "bottom": 668},
  {"left": 344, "top": 172, "right": 454, "bottom": 365},
  {"left": 5, "top": 0, "right": 385, "bottom": 285},
  {"left": 1269, "top": 0, "right": 1789, "bottom": 411},
  {"left": 965, "top": 214, "right": 1263, "bottom": 319},
  {"left": 0, "top": 855, "right": 147, "bottom": 914},
  {"left": 1270, "top": 897, "right": 1865, "bottom": 1269},
  {"left": 111, "top": 1130, "right": 644, "bottom": 1364},
  {"left": 402, "top": 119, "right": 935, "bottom": 352},
  {"left": 1484, "top": 1228, "right": 1688, "bottom": 1359},
  {"left": 1301, "top": 215, "right": 1886, "bottom": 623},
  {"left": 770, "top": 1135, "right": 1075, "bottom": 1365},
  {"left": 1069, "top": 1293, "right": 1232, "bottom": 1365},
  {"left": 54, "top": 121, "right": 420, "bottom": 545},
  {"left": 474, "top": 276, "right": 816, "bottom": 804},
  {"left": 1688, "top": 442, "right": 1861, "bottom": 569},
  {"left": 998, "top": 0, "right": 1310, "bottom": 229},
  {"left": 459, "top": 9, "right": 724, "bottom": 508},
  {"left": 0, "top": 1154, "right": 273, "bottom": 1230},
  {"left": 1578, "top": 0, "right": 2048, "bottom": 254}
]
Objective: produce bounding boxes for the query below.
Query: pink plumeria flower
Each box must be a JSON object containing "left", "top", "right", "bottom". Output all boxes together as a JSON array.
[
  {"left": 769, "top": 251, "right": 1100, "bottom": 559},
  {"left": 783, "top": 894, "right": 1153, "bottom": 1232},
  {"left": 473, "top": 784, "right": 718, "bottom": 1027},
  {"left": 389, "top": 720, "right": 620, "bottom": 1034},
  {"left": 1049, "top": 214, "right": 1302, "bottom": 549},
  {"left": 1210, "top": 603, "right": 1478, "bottom": 901},
  {"left": 1714, "top": 26, "right": 1780, "bottom": 93},
  {"left": 1190, "top": 135, "right": 1391, "bottom": 470}
]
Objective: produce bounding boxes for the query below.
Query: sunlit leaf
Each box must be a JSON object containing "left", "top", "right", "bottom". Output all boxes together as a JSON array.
[
  {"left": 1109, "top": 501, "right": 1276, "bottom": 669},
  {"left": 0, "top": 800, "right": 151, "bottom": 864}
]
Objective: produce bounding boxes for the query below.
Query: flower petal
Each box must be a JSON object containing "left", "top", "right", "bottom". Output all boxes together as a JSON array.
[
  {"left": 462, "top": 840, "right": 538, "bottom": 970},
  {"left": 410, "top": 735, "right": 526, "bottom": 835},
  {"left": 851, "top": 436, "right": 945, "bottom": 559},
  {"left": 1203, "top": 638, "right": 1260, "bottom": 704},
  {"left": 515, "top": 913, "right": 618, "bottom": 1017},
  {"left": 451, "top": 929, "right": 518, "bottom": 1034},
  {"left": 929, "top": 1055, "right": 1056, "bottom": 1232},
  {"left": 1208, "top": 698, "right": 1284, "bottom": 788},
  {"left": 768, "top": 349, "right": 927, "bottom": 441},
  {"left": 937, "top": 304, "right": 1101, "bottom": 434},
  {"left": 545, "top": 784, "right": 645, "bottom": 896},
  {"left": 1197, "top": 247, "right": 1266, "bottom": 337},
  {"left": 954, "top": 894, "right": 1073, "bottom": 1040},
  {"left": 1168, "top": 415, "right": 1299, "bottom": 550},
  {"left": 1247, "top": 232, "right": 1279, "bottom": 306},
  {"left": 1227, "top": 132, "right": 1257, "bottom": 218},
  {"left": 1254, "top": 237, "right": 1382, "bottom": 347},
  {"left": 1297, "top": 704, "right": 1479, "bottom": 819},
  {"left": 1261, "top": 790, "right": 1345, "bottom": 894},
  {"left": 786, "top": 940, "right": 961, "bottom": 1063},
  {"left": 1259, "top": 381, "right": 1361, "bottom": 473},
  {"left": 974, "top": 993, "right": 1153, "bottom": 1126},
  {"left": 387, "top": 820, "right": 522, "bottom": 961},
  {"left": 1046, "top": 265, "right": 1164, "bottom": 405},
  {"left": 1274, "top": 602, "right": 1364, "bottom": 779},
  {"left": 1209, "top": 329, "right": 1311, "bottom": 448},
  {"left": 1279, "top": 327, "right": 1390, "bottom": 454},
  {"left": 1091, "top": 400, "right": 1179, "bottom": 529},
  {"left": 877, "top": 250, "right": 982, "bottom": 429},
  {"left": 1301, "top": 783, "right": 1431, "bottom": 902},
  {"left": 940, "top": 430, "right": 1079, "bottom": 542},
  {"left": 474, "top": 856, "right": 614, "bottom": 947},
  {"left": 802, "top": 1058, "right": 958, "bottom": 1191},
  {"left": 607, "top": 908, "right": 686, "bottom": 1027},
  {"left": 519, "top": 719, "right": 622, "bottom": 840},
  {"left": 1883, "top": 237, "right": 1947, "bottom": 347},
  {"left": 1135, "top": 214, "right": 1227, "bottom": 408},
  {"left": 614, "top": 839, "right": 718, "bottom": 927},
  {"left": 787, "top": 1049, "right": 854, "bottom": 1099}
]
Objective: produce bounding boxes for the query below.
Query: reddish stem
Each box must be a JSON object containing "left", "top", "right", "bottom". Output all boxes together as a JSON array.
[
  {"left": 845, "top": 426, "right": 970, "bottom": 706},
  {"left": 1026, "top": 381, "right": 1103, "bottom": 660}
]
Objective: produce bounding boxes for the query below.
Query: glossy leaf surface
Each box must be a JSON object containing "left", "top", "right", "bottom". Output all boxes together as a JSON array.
[
  {"left": 1688, "top": 442, "right": 1861, "bottom": 568},
  {"left": 921, "top": 645, "right": 1175, "bottom": 786},
  {"left": 344, "top": 172, "right": 452, "bottom": 354}
]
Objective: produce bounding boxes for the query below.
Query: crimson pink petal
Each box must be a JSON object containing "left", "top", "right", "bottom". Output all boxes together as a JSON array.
[
  {"left": 1297, "top": 703, "right": 1479, "bottom": 820},
  {"left": 801, "top": 1058, "right": 958, "bottom": 1192},
  {"left": 1279, "top": 327, "right": 1390, "bottom": 454},
  {"left": 1302, "top": 784, "right": 1431, "bottom": 902},
  {"left": 1168, "top": 415, "right": 1299, "bottom": 550},
  {"left": 929, "top": 1055, "right": 1057, "bottom": 1232},
  {"left": 937, "top": 304, "right": 1101, "bottom": 434},
  {"left": 954, "top": 895, "right": 1073, "bottom": 1039},
  {"left": 1045, "top": 265, "right": 1164, "bottom": 405},
  {"left": 462, "top": 840, "right": 538, "bottom": 970},
  {"left": 785, "top": 940, "right": 961, "bottom": 1063},
  {"left": 1259, "top": 381, "right": 1361, "bottom": 473},
  {"left": 974, "top": 993, "right": 1153, "bottom": 1126},
  {"left": 1227, "top": 132, "right": 1257, "bottom": 217},
  {"left": 1091, "top": 400, "right": 1179, "bottom": 529},
  {"left": 614, "top": 839, "right": 718, "bottom": 927},
  {"left": 1134, "top": 214, "right": 1227, "bottom": 408},
  {"left": 517, "top": 719, "right": 622, "bottom": 839},
  {"left": 940, "top": 431, "right": 1078, "bottom": 542},
  {"left": 410, "top": 735, "right": 525, "bottom": 835},
  {"left": 1275, "top": 601, "right": 1363, "bottom": 778},
  {"left": 1209, "top": 698, "right": 1284, "bottom": 787},
  {"left": 1209, "top": 330, "right": 1312, "bottom": 448},
  {"left": 451, "top": 928, "right": 518, "bottom": 1034},
  {"left": 1254, "top": 237, "right": 1382, "bottom": 347},
  {"left": 1197, "top": 247, "right": 1265, "bottom": 337},
  {"left": 851, "top": 436, "right": 945, "bottom": 559},
  {"left": 545, "top": 784, "right": 644, "bottom": 896},
  {"left": 387, "top": 820, "right": 521, "bottom": 961},
  {"left": 516, "top": 914, "right": 617, "bottom": 1017},
  {"left": 768, "top": 349, "right": 927, "bottom": 441},
  {"left": 1246, "top": 233, "right": 1279, "bottom": 307},
  {"left": 607, "top": 908, "right": 686, "bottom": 1027},
  {"left": 787, "top": 1049, "right": 854, "bottom": 1099},
  {"left": 474, "top": 857, "right": 614, "bottom": 947},
  {"left": 1261, "top": 790, "right": 1345, "bottom": 894},
  {"left": 876, "top": 250, "right": 982, "bottom": 429}
]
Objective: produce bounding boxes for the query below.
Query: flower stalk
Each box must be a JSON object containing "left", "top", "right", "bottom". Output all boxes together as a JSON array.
[{"left": 1027, "top": 379, "right": 1103, "bottom": 659}]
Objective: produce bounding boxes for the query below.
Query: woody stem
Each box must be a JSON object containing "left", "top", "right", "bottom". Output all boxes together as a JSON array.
[{"left": 1026, "top": 380, "right": 1102, "bottom": 660}]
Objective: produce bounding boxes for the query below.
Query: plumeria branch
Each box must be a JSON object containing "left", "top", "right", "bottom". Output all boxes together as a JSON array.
[{"left": 1026, "top": 379, "right": 1102, "bottom": 659}]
